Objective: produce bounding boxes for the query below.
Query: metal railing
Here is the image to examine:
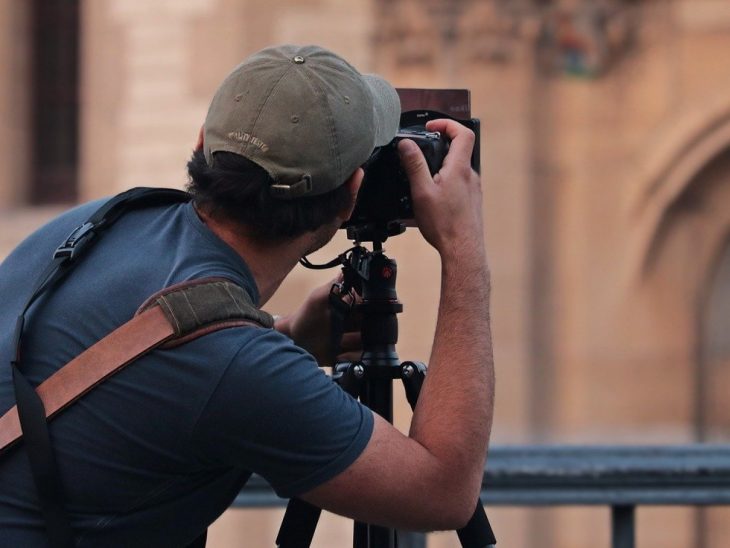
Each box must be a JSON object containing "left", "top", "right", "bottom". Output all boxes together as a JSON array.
[{"left": 232, "top": 445, "right": 730, "bottom": 548}]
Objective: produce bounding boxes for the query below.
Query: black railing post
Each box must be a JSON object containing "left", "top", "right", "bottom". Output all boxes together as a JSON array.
[
  {"left": 234, "top": 445, "right": 730, "bottom": 546},
  {"left": 396, "top": 531, "right": 427, "bottom": 548},
  {"left": 612, "top": 505, "right": 635, "bottom": 548}
]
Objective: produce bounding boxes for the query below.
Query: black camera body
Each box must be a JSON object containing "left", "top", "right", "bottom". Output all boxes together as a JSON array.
[{"left": 343, "top": 108, "right": 480, "bottom": 235}]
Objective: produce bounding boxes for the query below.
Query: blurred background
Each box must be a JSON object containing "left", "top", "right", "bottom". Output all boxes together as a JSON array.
[{"left": 1, "top": 0, "right": 729, "bottom": 546}]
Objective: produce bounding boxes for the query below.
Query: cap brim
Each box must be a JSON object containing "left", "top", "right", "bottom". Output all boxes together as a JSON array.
[{"left": 363, "top": 74, "right": 401, "bottom": 147}]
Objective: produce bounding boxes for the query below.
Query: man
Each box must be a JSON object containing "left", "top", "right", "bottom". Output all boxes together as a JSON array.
[{"left": 0, "top": 45, "right": 494, "bottom": 546}]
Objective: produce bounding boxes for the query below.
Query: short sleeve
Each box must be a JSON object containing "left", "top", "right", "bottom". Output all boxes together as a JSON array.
[{"left": 190, "top": 328, "right": 374, "bottom": 498}]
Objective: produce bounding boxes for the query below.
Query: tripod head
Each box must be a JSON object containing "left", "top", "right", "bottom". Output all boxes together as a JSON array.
[
  {"left": 340, "top": 243, "right": 403, "bottom": 369},
  {"left": 301, "top": 217, "right": 408, "bottom": 301},
  {"left": 300, "top": 219, "right": 407, "bottom": 367},
  {"left": 344, "top": 220, "right": 406, "bottom": 245}
]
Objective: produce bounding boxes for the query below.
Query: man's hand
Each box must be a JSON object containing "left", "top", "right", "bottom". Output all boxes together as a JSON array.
[
  {"left": 398, "top": 119, "right": 485, "bottom": 259},
  {"left": 274, "top": 275, "right": 362, "bottom": 367}
]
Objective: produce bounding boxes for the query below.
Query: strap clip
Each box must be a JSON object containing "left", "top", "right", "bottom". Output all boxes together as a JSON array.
[{"left": 53, "top": 222, "right": 96, "bottom": 262}]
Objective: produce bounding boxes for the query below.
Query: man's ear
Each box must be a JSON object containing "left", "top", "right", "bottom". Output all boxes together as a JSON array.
[
  {"left": 338, "top": 168, "right": 364, "bottom": 222},
  {"left": 194, "top": 126, "right": 204, "bottom": 151}
]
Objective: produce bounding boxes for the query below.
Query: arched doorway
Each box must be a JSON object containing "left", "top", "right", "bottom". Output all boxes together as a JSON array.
[
  {"left": 698, "top": 236, "right": 730, "bottom": 442},
  {"left": 668, "top": 147, "right": 730, "bottom": 548},
  {"left": 636, "top": 144, "right": 730, "bottom": 548},
  {"left": 696, "top": 234, "right": 730, "bottom": 548}
]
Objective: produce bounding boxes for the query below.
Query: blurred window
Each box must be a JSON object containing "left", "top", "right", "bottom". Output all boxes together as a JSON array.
[{"left": 30, "top": 0, "right": 79, "bottom": 204}]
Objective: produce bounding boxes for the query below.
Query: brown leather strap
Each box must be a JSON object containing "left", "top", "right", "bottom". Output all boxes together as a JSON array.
[
  {"left": 0, "top": 278, "right": 270, "bottom": 457},
  {"left": 0, "top": 305, "right": 175, "bottom": 456}
]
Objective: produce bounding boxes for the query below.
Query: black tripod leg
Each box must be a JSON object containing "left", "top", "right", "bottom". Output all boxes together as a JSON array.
[
  {"left": 354, "top": 521, "right": 368, "bottom": 548},
  {"left": 400, "top": 362, "right": 497, "bottom": 548},
  {"left": 456, "top": 503, "right": 496, "bottom": 548},
  {"left": 276, "top": 363, "right": 365, "bottom": 548},
  {"left": 345, "top": 362, "right": 388, "bottom": 548},
  {"left": 276, "top": 499, "right": 322, "bottom": 548}
]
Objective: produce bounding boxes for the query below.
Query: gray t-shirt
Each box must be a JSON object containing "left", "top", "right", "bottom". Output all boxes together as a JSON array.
[{"left": 0, "top": 198, "right": 373, "bottom": 547}]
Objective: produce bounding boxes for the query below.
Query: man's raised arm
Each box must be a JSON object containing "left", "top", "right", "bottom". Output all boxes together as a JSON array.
[{"left": 301, "top": 119, "right": 494, "bottom": 532}]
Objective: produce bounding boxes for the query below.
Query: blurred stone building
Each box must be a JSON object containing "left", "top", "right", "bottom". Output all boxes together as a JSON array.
[{"left": 1, "top": 0, "right": 729, "bottom": 546}]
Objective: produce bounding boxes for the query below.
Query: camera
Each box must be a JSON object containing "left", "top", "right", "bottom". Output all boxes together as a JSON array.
[
  {"left": 345, "top": 126, "right": 449, "bottom": 228},
  {"left": 343, "top": 89, "right": 480, "bottom": 236}
]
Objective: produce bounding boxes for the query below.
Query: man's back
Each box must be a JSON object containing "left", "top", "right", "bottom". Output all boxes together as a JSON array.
[{"left": 0, "top": 199, "right": 372, "bottom": 546}]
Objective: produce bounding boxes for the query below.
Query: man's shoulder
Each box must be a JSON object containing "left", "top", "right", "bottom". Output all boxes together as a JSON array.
[
  {"left": 185, "top": 323, "right": 323, "bottom": 408},
  {"left": 199, "top": 323, "right": 315, "bottom": 372}
]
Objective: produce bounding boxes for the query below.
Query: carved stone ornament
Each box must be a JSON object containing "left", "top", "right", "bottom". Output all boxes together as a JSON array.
[{"left": 373, "top": 0, "right": 638, "bottom": 77}]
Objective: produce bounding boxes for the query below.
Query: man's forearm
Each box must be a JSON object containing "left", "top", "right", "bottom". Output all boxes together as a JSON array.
[{"left": 408, "top": 243, "right": 494, "bottom": 502}]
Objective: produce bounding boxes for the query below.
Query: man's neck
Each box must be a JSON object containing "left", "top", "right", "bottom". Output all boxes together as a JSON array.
[{"left": 194, "top": 207, "right": 309, "bottom": 306}]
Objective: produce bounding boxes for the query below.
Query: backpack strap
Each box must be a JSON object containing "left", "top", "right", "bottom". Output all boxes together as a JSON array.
[
  {"left": 0, "top": 278, "right": 273, "bottom": 456},
  {"left": 136, "top": 277, "right": 273, "bottom": 348},
  {"left": 7, "top": 187, "right": 191, "bottom": 547}
]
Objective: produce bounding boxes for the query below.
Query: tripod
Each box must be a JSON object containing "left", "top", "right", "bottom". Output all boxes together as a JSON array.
[{"left": 276, "top": 223, "right": 496, "bottom": 548}]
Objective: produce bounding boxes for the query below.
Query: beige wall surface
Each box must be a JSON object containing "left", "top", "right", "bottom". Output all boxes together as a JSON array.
[
  {"left": 2, "top": 0, "right": 730, "bottom": 546},
  {"left": 0, "top": 0, "right": 30, "bottom": 209}
]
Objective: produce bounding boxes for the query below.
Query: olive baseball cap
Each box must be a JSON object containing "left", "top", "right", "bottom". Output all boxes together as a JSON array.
[{"left": 203, "top": 44, "right": 401, "bottom": 199}]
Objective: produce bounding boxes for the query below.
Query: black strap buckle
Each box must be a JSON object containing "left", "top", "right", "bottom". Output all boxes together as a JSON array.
[{"left": 53, "top": 222, "right": 96, "bottom": 262}]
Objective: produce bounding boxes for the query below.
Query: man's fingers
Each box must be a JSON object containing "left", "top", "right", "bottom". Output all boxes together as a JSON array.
[
  {"left": 425, "top": 119, "right": 475, "bottom": 168},
  {"left": 398, "top": 138, "right": 433, "bottom": 194}
]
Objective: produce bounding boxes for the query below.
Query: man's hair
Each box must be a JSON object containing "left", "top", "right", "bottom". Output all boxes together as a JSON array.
[{"left": 186, "top": 149, "right": 352, "bottom": 241}]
